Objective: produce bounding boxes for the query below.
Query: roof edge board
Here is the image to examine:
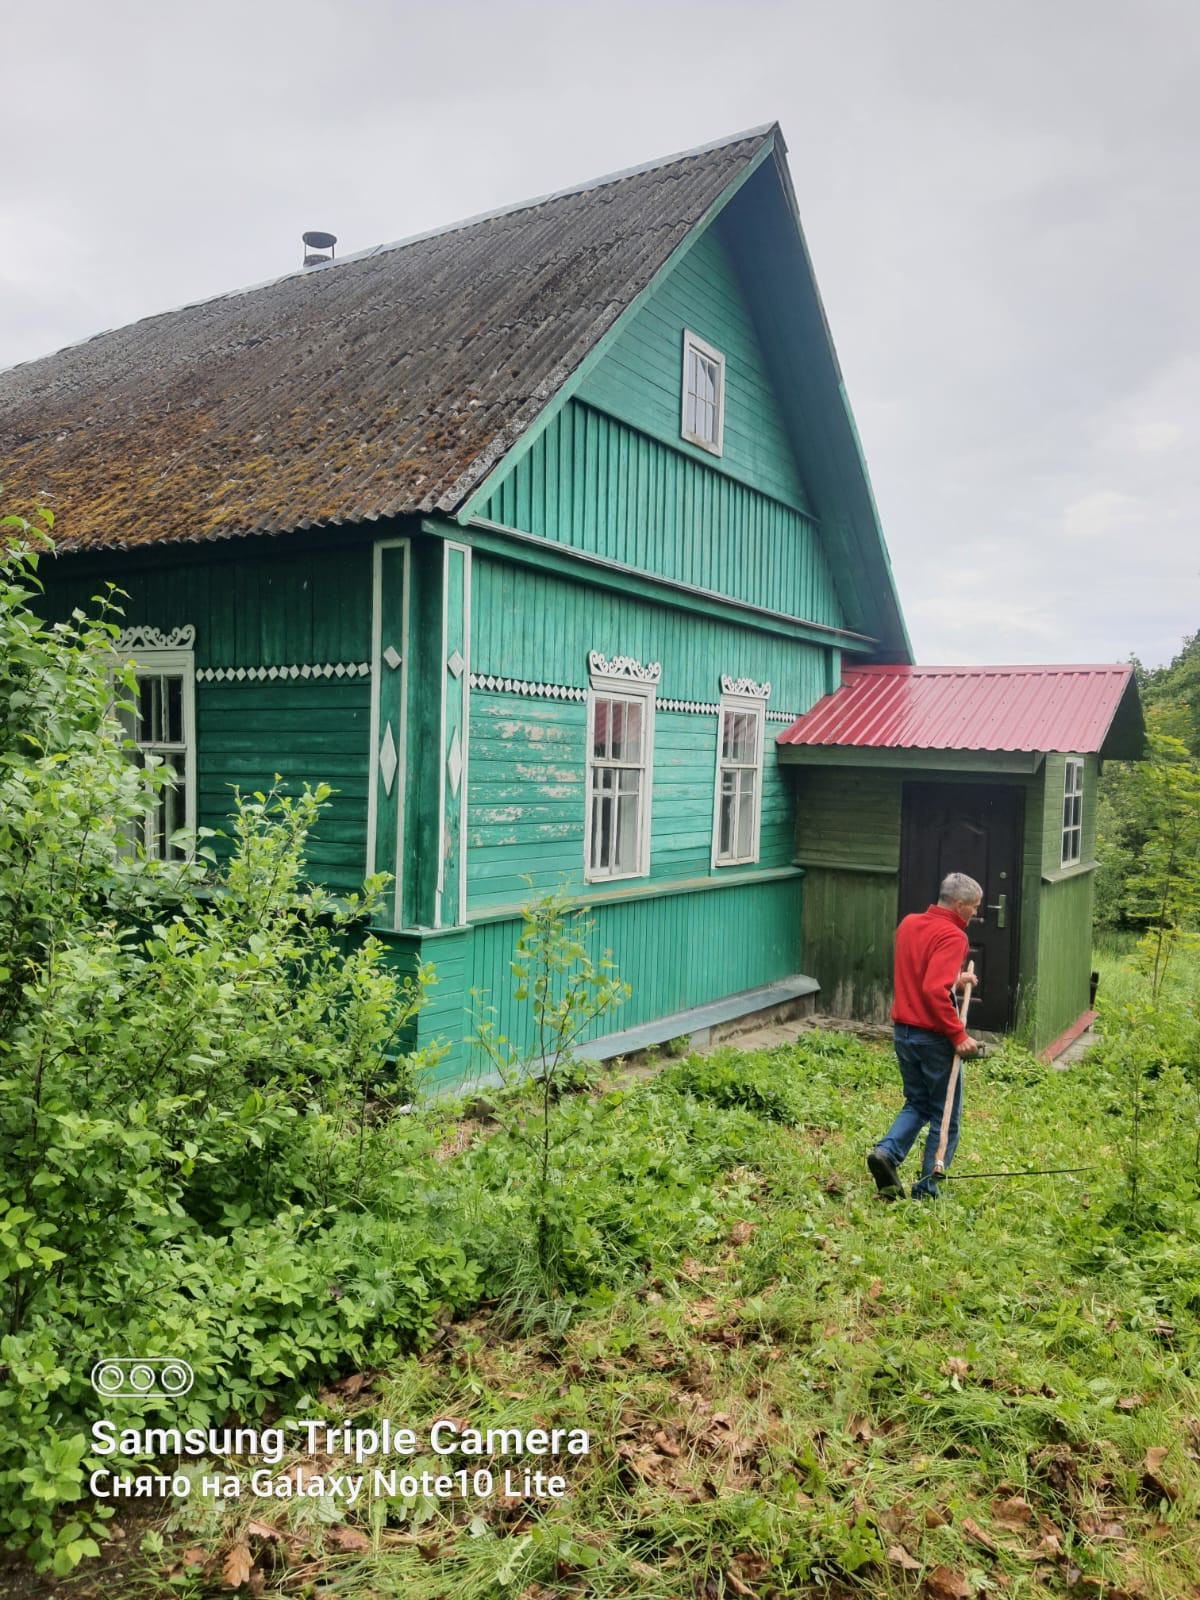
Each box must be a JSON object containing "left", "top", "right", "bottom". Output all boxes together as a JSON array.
[{"left": 451, "top": 132, "right": 779, "bottom": 526}]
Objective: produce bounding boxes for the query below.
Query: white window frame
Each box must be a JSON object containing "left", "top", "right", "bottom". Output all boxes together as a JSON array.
[
  {"left": 680, "top": 328, "right": 725, "bottom": 456},
  {"left": 584, "top": 670, "right": 655, "bottom": 883},
  {"left": 1061, "top": 756, "right": 1084, "bottom": 868},
  {"left": 711, "top": 692, "right": 766, "bottom": 868},
  {"left": 116, "top": 646, "right": 197, "bottom": 860}
]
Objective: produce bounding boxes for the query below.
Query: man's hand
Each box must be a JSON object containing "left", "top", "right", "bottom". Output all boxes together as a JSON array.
[
  {"left": 955, "top": 970, "right": 978, "bottom": 991},
  {"left": 958, "top": 1035, "right": 983, "bottom": 1057}
]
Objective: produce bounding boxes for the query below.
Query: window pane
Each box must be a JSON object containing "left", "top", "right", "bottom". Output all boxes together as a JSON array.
[
  {"left": 166, "top": 676, "right": 184, "bottom": 744},
  {"left": 736, "top": 773, "right": 755, "bottom": 857},
  {"left": 593, "top": 698, "right": 611, "bottom": 760},
  {"left": 718, "top": 786, "right": 735, "bottom": 858},
  {"left": 685, "top": 391, "right": 697, "bottom": 434},
  {"left": 614, "top": 778, "right": 640, "bottom": 871},
  {"left": 614, "top": 700, "right": 642, "bottom": 762}
]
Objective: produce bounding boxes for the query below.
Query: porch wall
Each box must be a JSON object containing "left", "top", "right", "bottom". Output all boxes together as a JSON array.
[{"left": 792, "top": 764, "right": 1062, "bottom": 1047}]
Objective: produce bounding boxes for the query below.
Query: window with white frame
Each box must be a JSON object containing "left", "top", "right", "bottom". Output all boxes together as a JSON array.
[
  {"left": 1061, "top": 757, "right": 1084, "bottom": 867},
  {"left": 115, "top": 644, "right": 197, "bottom": 860},
  {"left": 681, "top": 329, "right": 725, "bottom": 455},
  {"left": 712, "top": 692, "right": 765, "bottom": 867},
  {"left": 585, "top": 659, "right": 656, "bottom": 882}
]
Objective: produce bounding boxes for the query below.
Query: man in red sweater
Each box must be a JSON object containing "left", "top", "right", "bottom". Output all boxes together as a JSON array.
[{"left": 867, "top": 873, "right": 983, "bottom": 1201}]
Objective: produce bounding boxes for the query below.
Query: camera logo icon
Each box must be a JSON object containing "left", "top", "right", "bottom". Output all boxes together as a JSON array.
[{"left": 90, "top": 1358, "right": 194, "bottom": 1399}]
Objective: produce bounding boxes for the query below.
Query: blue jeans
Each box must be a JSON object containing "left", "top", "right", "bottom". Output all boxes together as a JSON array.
[{"left": 877, "top": 1025, "right": 963, "bottom": 1199}]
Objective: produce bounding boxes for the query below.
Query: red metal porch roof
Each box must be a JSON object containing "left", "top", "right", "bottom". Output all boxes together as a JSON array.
[{"left": 776, "top": 663, "right": 1142, "bottom": 756}]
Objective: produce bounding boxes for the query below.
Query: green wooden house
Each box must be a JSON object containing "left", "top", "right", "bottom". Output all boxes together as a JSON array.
[{"left": 0, "top": 124, "right": 1142, "bottom": 1080}]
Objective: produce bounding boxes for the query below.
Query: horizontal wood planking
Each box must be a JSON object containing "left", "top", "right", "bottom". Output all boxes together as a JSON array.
[
  {"left": 197, "top": 677, "right": 370, "bottom": 890},
  {"left": 792, "top": 768, "right": 902, "bottom": 870},
  {"left": 575, "top": 220, "right": 810, "bottom": 509},
  {"left": 468, "top": 688, "right": 801, "bottom": 913},
  {"left": 479, "top": 400, "right": 838, "bottom": 627}
]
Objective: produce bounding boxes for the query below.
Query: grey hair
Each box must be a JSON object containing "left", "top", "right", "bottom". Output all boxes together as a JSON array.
[{"left": 939, "top": 872, "right": 982, "bottom": 905}]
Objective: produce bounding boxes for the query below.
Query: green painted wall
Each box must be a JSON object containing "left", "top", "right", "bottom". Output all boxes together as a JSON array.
[
  {"left": 1030, "top": 753, "right": 1098, "bottom": 1045},
  {"left": 466, "top": 554, "right": 825, "bottom": 914},
  {"left": 38, "top": 540, "right": 373, "bottom": 891},
  {"left": 789, "top": 763, "right": 1078, "bottom": 1049},
  {"left": 577, "top": 221, "right": 811, "bottom": 510},
  {"left": 1033, "top": 873, "right": 1095, "bottom": 1045},
  {"left": 479, "top": 401, "right": 839, "bottom": 625}
]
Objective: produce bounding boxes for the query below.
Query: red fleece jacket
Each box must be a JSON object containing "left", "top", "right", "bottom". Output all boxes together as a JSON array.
[{"left": 890, "top": 904, "right": 972, "bottom": 1047}]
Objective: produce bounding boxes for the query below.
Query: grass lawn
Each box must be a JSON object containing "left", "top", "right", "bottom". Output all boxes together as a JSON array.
[{"left": 25, "top": 1000, "right": 1199, "bottom": 1600}]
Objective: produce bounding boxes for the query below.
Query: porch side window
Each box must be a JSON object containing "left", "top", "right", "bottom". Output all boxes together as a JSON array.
[
  {"left": 1061, "top": 756, "right": 1083, "bottom": 867},
  {"left": 681, "top": 329, "right": 725, "bottom": 456},
  {"left": 116, "top": 648, "right": 196, "bottom": 860},
  {"left": 712, "top": 694, "right": 765, "bottom": 867},
  {"left": 585, "top": 677, "right": 654, "bottom": 882}
]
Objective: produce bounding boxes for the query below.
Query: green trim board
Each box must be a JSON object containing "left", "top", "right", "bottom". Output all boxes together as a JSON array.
[
  {"left": 423, "top": 516, "right": 875, "bottom": 652},
  {"left": 778, "top": 747, "right": 1045, "bottom": 773},
  {"left": 466, "top": 864, "right": 805, "bottom": 925}
]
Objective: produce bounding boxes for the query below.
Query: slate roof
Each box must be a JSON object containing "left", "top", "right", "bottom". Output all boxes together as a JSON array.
[
  {"left": 776, "top": 664, "right": 1145, "bottom": 759},
  {"left": 0, "top": 129, "right": 771, "bottom": 551}
]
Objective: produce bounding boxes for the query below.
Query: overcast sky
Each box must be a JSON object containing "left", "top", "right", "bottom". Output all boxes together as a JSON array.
[{"left": 4, "top": 0, "right": 1197, "bottom": 670}]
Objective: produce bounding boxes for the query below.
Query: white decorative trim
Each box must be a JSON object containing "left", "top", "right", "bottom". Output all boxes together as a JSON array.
[
  {"left": 657, "top": 697, "right": 720, "bottom": 715},
  {"left": 115, "top": 624, "right": 196, "bottom": 652},
  {"left": 470, "top": 672, "right": 587, "bottom": 702},
  {"left": 720, "top": 675, "right": 771, "bottom": 699},
  {"left": 587, "top": 650, "right": 662, "bottom": 685},
  {"left": 765, "top": 709, "right": 797, "bottom": 723},
  {"left": 378, "top": 723, "right": 398, "bottom": 796},
  {"left": 195, "top": 661, "right": 370, "bottom": 682}
]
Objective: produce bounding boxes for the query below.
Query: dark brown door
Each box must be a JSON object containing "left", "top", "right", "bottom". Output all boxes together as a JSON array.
[{"left": 898, "top": 782, "right": 1023, "bottom": 1031}]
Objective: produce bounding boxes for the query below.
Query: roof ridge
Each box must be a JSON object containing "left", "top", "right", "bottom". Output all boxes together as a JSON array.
[{"left": 0, "top": 123, "right": 778, "bottom": 378}]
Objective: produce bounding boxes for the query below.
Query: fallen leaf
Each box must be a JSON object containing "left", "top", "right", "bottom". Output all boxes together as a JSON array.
[
  {"left": 991, "top": 1496, "right": 1033, "bottom": 1532},
  {"left": 1116, "top": 1394, "right": 1144, "bottom": 1410},
  {"left": 867, "top": 1278, "right": 882, "bottom": 1301},
  {"left": 728, "top": 1220, "right": 754, "bottom": 1245},
  {"left": 846, "top": 1414, "right": 873, "bottom": 1442},
  {"left": 724, "top": 1571, "right": 756, "bottom": 1597},
  {"left": 221, "top": 1542, "right": 252, "bottom": 1591},
  {"left": 888, "top": 1544, "right": 922, "bottom": 1571},
  {"left": 326, "top": 1526, "right": 371, "bottom": 1552},
  {"left": 943, "top": 1357, "right": 970, "bottom": 1378},
  {"left": 181, "top": 1546, "right": 208, "bottom": 1567},
  {"left": 962, "top": 1516, "right": 998, "bottom": 1553},
  {"left": 1142, "top": 1445, "right": 1178, "bottom": 1503},
  {"left": 244, "top": 1522, "right": 280, "bottom": 1541},
  {"left": 652, "top": 1428, "right": 681, "bottom": 1458},
  {"left": 923, "top": 1565, "right": 974, "bottom": 1599},
  {"left": 924, "top": 1506, "right": 951, "bottom": 1529}
]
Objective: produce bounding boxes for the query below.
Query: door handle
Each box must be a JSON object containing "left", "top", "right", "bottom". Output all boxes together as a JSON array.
[{"left": 987, "top": 893, "right": 1006, "bottom": 929}]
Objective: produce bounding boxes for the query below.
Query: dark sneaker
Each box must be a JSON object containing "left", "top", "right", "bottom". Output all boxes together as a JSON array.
[{"left": 867, "top": 1147, "right": 905, "bottom": 1200}]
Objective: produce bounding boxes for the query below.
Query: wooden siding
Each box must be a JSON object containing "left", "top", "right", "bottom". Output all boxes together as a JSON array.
[
  {"left": 1033, "top": 872, "right": 1094, "bottom": 1045},
  {"left": 1040, "top": 752, "right": 1099, "bottom": 874},
  {"left": 576, "top": 221, "right": 810, "bottom": 510},
  {"left": 465, "top": 555, "right": 826, "bottom": 914},
  {"left": 467, "top": 696, "right": 797, "bottom": 913},
  {"left": 39, "top": 542, "right": 373, "bottom": 891},
  {"left": 461, "top": 876, "right": 804, "bottom": 1073},
  {"left": 470, "top": 554, "right": 830, "bottom": 704},
  {"left": 791, "top": 765, "right": 1058, "bottom": 1043},
  {"left": 478, "top": 401, "right": 839, "bottom": 627}
]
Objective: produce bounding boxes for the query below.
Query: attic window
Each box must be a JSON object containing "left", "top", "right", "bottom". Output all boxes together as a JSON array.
[{"left": 681, "top": 330, "right": 724, "bottom": 455}]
